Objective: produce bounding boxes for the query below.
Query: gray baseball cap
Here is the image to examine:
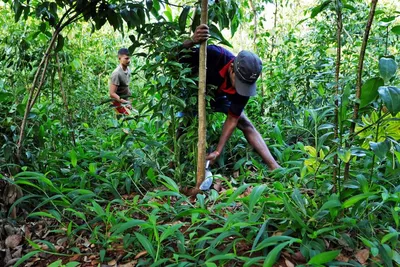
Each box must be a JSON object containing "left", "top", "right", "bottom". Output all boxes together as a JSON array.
[{"left": 233, "top": 50, "right": 262, "bottom": 96}]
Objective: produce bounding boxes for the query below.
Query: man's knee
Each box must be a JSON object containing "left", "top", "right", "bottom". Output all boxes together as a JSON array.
[{"left": 237, "top": 116, "right": 255, "bottom": 132}]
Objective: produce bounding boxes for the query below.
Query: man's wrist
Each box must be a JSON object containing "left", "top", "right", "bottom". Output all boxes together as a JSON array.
[{"left": 183, "top": 39, "right": 194, "bottom": 48}]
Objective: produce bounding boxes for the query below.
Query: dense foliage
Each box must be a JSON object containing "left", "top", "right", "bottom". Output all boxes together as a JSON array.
[{"left": 1, "top": 0, "right": 400, "bottom": 266}]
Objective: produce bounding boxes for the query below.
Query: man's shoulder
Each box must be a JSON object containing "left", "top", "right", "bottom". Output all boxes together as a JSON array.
[
  {"left": 207, "top": 45, "right": 234, "bottom": 58},
  {"left": 111, "top": 66, "right": 123, "bottom": 77}
]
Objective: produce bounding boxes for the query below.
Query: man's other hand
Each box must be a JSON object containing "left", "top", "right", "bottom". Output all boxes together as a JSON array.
[
  {"left": 192, "top": 24, "right": 209, "bottom": 44},
  {"left": 206, "top": 151, "right": 220, "bottom": 164}
]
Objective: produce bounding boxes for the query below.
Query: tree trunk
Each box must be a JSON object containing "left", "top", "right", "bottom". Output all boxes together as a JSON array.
[
  {"left": 16, "top": 28, "right": 61, "bottom": 160},
  {"left": 344, "top": 0, "right": 378, "bottom": 180},
  {"left": 333, "top": 0, "right": 342, "bottom": 191},
  {"left": 196, "top": 0, "right": 209, "bottom": 189}
]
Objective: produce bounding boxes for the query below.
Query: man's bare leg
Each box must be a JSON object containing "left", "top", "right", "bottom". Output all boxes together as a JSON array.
[{"left": 237, "top": 113, "right": 281, "bottom": 170}]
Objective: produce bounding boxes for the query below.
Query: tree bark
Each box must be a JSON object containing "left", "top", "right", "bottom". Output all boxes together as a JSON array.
[
  {"left": 333, "top": 0, "right": 342, "bottom": 191},
  {"left": 344, "top": 0, "right": 378, "bottom": 180},
  {"left": 16, "top": 7, "right": 85, "bottom": 160},
  {"left": 16, "top": 28, "right": 60, "bottom": 160},
  {"left": 196, "top": 0, "right": 209, "bottom": 189}
]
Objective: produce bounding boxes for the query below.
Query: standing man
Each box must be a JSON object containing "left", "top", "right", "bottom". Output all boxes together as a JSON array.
[
  {"left": 109, "top": 48, "right": 132, "bottom": 114},
  {"left": 181, "top": 25, "right": 280, "bottom": 170}
]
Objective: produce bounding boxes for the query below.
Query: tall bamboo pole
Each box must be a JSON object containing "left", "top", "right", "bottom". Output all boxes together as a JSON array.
[
  {"left": 333, "top": 0, "right": 342, "bottom": 191},
  {"left": 196, "top": 0, "right": 208, "bottom": 189},
  {"left": 344, "top": 0, "right": 378, "bottom": 180}
]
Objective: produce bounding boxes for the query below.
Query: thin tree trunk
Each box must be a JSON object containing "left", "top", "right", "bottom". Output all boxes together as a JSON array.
[
  {"left": 333, "top": 0, "right": 342, "bottom": 191},
  {"left": 249, "top": 0, "right": 266, "bottom": 114},
  {"left": 344, "top": 0, "right": 378, "bottom": 180},
  {"left": 16, "top": 7, "right": 84, "bottom": 159},
  {"left": 196, "top": 0, "right": 209, "bottom": 189},
  {"left": 16, "top": 28, "right": 60, "bottom": 160},
  {"left": 56, "top": 54, "right": 76, "bottom": 146}
]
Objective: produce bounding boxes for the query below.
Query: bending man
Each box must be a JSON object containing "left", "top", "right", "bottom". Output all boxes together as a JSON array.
[{"left": 182, "top": 25, "right": 280, "bottom": 170}]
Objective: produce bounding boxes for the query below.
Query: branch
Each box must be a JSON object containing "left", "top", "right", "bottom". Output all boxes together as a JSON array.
[{"left": 344, "top": 0, "right": 378, "bottom": 180}]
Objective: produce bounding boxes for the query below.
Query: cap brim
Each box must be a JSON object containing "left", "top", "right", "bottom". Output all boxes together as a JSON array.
[{"left": 235, "top": 76, "right": 257, "bottom": 96}]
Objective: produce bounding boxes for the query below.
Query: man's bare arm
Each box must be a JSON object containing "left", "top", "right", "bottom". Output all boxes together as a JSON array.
[
  {"left": 206, "top": 113, "right": 240, "bottom": 161},
  {"left": 109, "top": 84, "right": 129, "bottom": 104}
]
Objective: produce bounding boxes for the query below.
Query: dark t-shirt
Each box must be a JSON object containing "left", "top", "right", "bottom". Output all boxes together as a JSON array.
[{"left": 181, "top": 45, "right": 249, "bottom": 117}]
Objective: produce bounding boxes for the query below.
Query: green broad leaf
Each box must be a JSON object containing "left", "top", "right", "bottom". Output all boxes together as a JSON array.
[
  {"left": 226, "top": 183, "right": 251, "bottom": 204},
  {"left": 248, "top": 185, "right": 267, "bottom": 215},
  {"left": 135, "top": 232, "right": 156, "bottom": 259},
  {"left": 164, "top": 5, "right": 172, "bottom": 22},
  {"left": 54, "top": 34, "right": 64, "bottom": 52},
  {"left": 393, "top": 250, "right": 400, "bottom": 265},
  {"left": 338, "top": 148, "right": 352, "bottom": 163},
  {"left": 360, "top": 77, "right": 384, "bottom": 108},
  {"left": 179, "top": 6, "right": 190, "bottom": 32},
  {"left": 28, "top": 211, "right": 57, "bottom": 220},
  {"left": 48, "top": 260, "right": 63, "bottom": 267},
  {"left": 371, "top": 247, "right": 379, "bottom": 257},
  {"left": 70, "top": 150, "right": 77, "bottom": 167},
  {"left": 206, "top": 253, "right": 236, "bottom": 263},
  {"left": 359, "top": 236, "right": 375, "bottom": 248},
  {"left": 381, "top": 232, "right": 399, "bottom": 244},
  {"left": 378, "top": 86, "right": 400, "bottom": 115},
  {"left": 291, "top": 189, "right": 307, "bottom": 215},
  {"left": 391, "top": 25, "right": 400, "bottom": 35},
  {"left": 310, "top": 0, "right": 332, "bottom": 18},
  {"left": 378, "top": 244, "right": 393, "bottom": 267},
  {"left": 160, "top": 223, "right": 183, "bottom": 242},
  {"left": 342, "top": 193, "right": 375, "bottom": 208},
  {"left": 282, "top": 195, "right": 307, "bottom": 229},
  {"left": 313, "top": 225, "right": 346, "bottom": 237},
  {"left": 89, "top": 163, "right": 97, "bottom": 174},
  {"left": 175, "top": 208, "right": 210, "bottom": 218},
  {"left": 370, "top": 139, "right": 390, "bottom": 159},
  {"left": 65, "top": 262, "right": 80, "bottom": 267},
  {"left": 159, "top": 175, "right": 179, "bottom": 192},
  {"left": 392, "top": 207, "right": 399, "bottom": 228},
  {"left": 14, "top": 0, "right": 23, "bottom": 22},
  {"left": 191, "top": 7, "right": 201, "bottom": 33},
  {"left": 263, "top": 240, "right": 293, "bottom": 267},
  {"left": 91, "top": 201, "right": 105, "bottom": 216},
  {"left": 379, "top": 57, "right": 397, "bottom": 83},
  {"left": 0, "top": 92, "right": 12, "bottom": 101},
  {"left": 111, "top": 219, "right": 146, "bottom": 235},
  {"left": 251, "top": 220, "right": 268, "bottom": 251},
  {"left": 244, "top": 257, "right": 266, "bottom": 267},
  {"left": 254, "top": 236, "right": 299, "bottom": 251},
  {"left": 343, "top": 4, "right": 356, "bottom": 13},
  {"left": 14, "top": 250, "right": 41, "bottom": 267},
  {"left": 308, "top": 250, "right": 341, "bottom": 265},
  {"left": 209, "top": 24, "right": 232, "bottom": 47},
  {"left": 100, "top": 249, "right": 106, "bottom": 262},
  {"left": 319, "top": 196, "right": 341, "bottom": 211}
]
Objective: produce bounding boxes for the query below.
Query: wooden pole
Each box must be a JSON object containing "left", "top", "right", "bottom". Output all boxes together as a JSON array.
[
  {"left": 196, "top": 0, "right": 208, "bottom": 189},
  {"left": 344, "top": 0, "right": 378, "bottom": 180},
  {"left": 332, "top": 0, "right": 342, "bottom": 191}
]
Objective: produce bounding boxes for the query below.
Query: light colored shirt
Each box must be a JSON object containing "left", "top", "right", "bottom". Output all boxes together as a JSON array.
[{"left": 110, "top": 65, "right": 132, "bottom": 99}]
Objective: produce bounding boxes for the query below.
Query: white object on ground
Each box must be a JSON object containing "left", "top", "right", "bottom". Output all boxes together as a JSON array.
[{"left": 199, "top": 161, "right": 213, "bottom": 190}]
